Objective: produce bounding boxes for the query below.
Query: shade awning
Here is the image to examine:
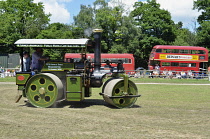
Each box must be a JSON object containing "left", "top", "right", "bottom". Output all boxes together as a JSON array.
[{"left": 15, "top": 39, "right": 92, "bottom": 48}]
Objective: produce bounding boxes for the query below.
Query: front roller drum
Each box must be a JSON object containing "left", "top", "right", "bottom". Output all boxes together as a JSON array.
[
  {"left": 25, "top": 73, "right": 63, "bottom": 108},
  {"left": 102, "top": 79, "right": 139, "bottom": 108}
]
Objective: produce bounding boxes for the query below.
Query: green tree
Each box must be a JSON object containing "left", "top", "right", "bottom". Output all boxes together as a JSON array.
[
  {"left": 74, "top": 0, "right": 124, "bottom": 52},
  {"left": 36, "top": 23, "right": 76, "bottom": 60},
  {"left": 132, "top": 0, "right": 176, "bottom": 43},
  {"left": 173, "top": 29, "right": 198, "bottom": 46},
  {"left": 0, "top": 0, "right": 50, "bottom": 53},
  {"left": 130, "top": 0, "right": 177, "bottom": 67},
  {"left": 196, "top": 21, "right": 210, "bottom": 48},
  {"left": 73, "top": 0, "right": 143, "bottom": 67},
  {"left": 94, "top": 1, "right": 124, "bottom": 52},
  {"left": 194, "top": 0, "right": 210, "bottom": 24},
  {"left": 194, "top": 0, "right": 210, "bottom": 48},
  {"left": 74, "top": 0, "right": 179, "bottom": 68},
  {"left": 73, "top": 5, "right": 95, "bottom": 30},
  {"left": 109, "top": 16, "right": 142, "bottom": 66},
  {"left": 37, "top": 23, "right": 73, "bottom": 39},
  {"left": 73, "top": 5, "right": 95, "bottom": 39},
  {"left": 173, "top": 22, "right": 198, "bottom": 46}
]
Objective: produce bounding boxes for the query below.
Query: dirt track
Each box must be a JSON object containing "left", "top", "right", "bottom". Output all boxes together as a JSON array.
[{"left": 0, "top": 82, "right": 15, "bottom": 84}]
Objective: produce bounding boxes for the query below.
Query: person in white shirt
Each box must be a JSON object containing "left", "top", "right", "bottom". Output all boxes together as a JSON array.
[
  {"left": 187, "top": 70, "right": 193, "bottom": 79},
  {"left": 181, "top": 71, "right": 186, "bottom": 79}
]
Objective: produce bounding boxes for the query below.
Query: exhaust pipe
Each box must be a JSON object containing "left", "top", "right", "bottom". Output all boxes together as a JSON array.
[
  {"left": 93, "top": 29, "right": 103, "bottom": 72},
  {"left": 90, "top": 29, "right": 104, "bottom": 87}
]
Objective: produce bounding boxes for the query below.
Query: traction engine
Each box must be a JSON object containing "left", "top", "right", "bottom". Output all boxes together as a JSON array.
[{"left": 15, "top": 29, "right": 140, "bottom": 108}]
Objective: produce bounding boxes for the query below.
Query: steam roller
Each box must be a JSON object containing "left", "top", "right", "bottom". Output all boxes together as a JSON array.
[
  {"left": 102, "top": 78, "right": 139, "bottom": 108},
  {"left": 25, "top": 73, "right": 63, "bottom": 108},
  {"left": 15, "top": 29, "right": 141, "bottom": 108}
]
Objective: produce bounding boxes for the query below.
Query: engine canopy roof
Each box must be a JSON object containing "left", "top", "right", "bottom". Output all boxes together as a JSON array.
[{"left": 15, "top": 39, "right": 92, "bottom": 48}]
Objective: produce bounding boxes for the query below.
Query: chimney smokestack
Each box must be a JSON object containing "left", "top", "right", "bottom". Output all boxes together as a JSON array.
[{"left": 93, "top": 29, "right": 103, "bottom": 72}]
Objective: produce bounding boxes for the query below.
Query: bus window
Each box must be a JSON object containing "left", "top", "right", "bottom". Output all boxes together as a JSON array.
[
  {"left": 110, "top": 58, "right": 118, "bottom": 63},
  {"left": 102, "top": 58, "right": 130, "bottom": 63},
  {"left": 149, "top": 60, "right": 159, "bottom": 67},
  {"left": 120, "top": 58, "right": 128, "bottom": 63},
  {"left": 163, "top": 49, "right": 171, "bottom": 53},
  {"left": 171, "top": 62, "right": 179, "bottom": 67},
  {"left": 199, "top": 56, "right": 205, "bottom": 60},
  {"left": 180, "top": 50, "right": 189, "bottom": 54},
  {"left": 171, "top": 49, "right": 179, "bottom": 53},
  {"left": 156, "top": 49, "right": 162, "bottom": 53},
  {"left": 73, "top": 58, "right": 81, "bottom": 62},
  {"left": 189, "top": 63, "right": 196, "bottom": 67},
  {"left": 190, "top": 50, "right": 197, "bottom": 54},
  {"left": 198, "top": 50, "right": 205, "bottom": 54},
  {"left": 162, "top": 62, "right": 170, "bottom": 66},
  {"left": 180, "top": 63, "right": 188, "bottom": 67},
  {"left": 102, "top": 58, "right": 109, "bottom": 62},
  {"left": 128, "top": 59, "right": 132, "bottom": 63}
]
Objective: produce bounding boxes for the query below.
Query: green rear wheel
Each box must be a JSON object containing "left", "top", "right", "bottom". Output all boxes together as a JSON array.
[
  {"left": 102, "top": 79, "right": 138, "bottom": 108},
  {"left": 25, "top": 73, "right": 63, "bottom": 108}
]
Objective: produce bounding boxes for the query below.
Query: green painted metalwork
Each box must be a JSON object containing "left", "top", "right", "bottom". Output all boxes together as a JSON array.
[
  {"left": 25, "top": 73, "right": 63, "bottom": 108},
  {"left": 17, "top": 86, "right": 26, "bottom": 97},
  {"left": 123, "top": 74, "right": 129, "bottom": 93},
  {"left": 41, "top": 62, "right": 74, "bottom": 72},
  {"left": 16, "top": 73, "right": 31, "bottom": 85},
  {"left": 66, "top": 75, "right": 84, "bottom": 101},
  {"left": 18, "top": 86, "right": 24, "bottom": 90}
]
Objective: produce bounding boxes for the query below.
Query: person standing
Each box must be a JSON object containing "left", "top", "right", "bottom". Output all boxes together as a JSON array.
[
  {"left": 168, "top": 70, "right": 173, "bottom": 79},
  {"left": 22, "top": 51, "right": 31, "bottom": 72},
  {"left": 154, "top": 64, "right": 160, "bottom": 77},
  {"left": 31, "top": 48, "right": 49, "bottom": 71}
]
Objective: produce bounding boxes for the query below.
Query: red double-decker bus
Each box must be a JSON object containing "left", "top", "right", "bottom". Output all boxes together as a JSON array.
[
  {"left": 64, "top": 53, "right": 135, "bottom": 73},
  {"left": 148, "top": 45, "right": 209, "bottom": 71}
]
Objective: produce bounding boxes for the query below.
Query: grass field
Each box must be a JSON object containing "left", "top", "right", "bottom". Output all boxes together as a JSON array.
[
  {"left": 0, "top": 77, "right": 16, "bottom": 82},
  {"left": 0, "top": 80, "right": 209, "bottom": 139},
  {"left": 130, "top": 77, "right": 210, "bottom": 84},
  {"left": 1, "top": 76, "right": 210, "bottom": 84}
]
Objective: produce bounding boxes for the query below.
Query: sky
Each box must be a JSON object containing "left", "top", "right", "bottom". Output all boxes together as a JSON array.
[{"left": 33, "top": 0, "right": 200, "bottom": 30}]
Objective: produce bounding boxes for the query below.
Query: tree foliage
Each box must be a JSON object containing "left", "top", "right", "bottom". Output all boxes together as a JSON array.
[
  {"left": 173, "top": 22, "right": 198, "bottom": 46},
  {"left": 0, "top": 0, "right": 204, "bottom": 68},
  {"left": 194, "top": 0, "right": 210, "bottom": 48},
  {"left": 132, "top": 0, "right": 176, "bottom": 43},
  {"left": 194, "top": 0, "right": 210, "bottom": 24},
  {"left": 37, "top": 23, "right": 73, "bottom": 39},
  {"left": 0, "top": 0, "right": 50, "bottom": 53},
  {"left": 94, "top": 1, "right": 124, "bottom": 52},
  {"left": 73, "top": 5, "right": 95, "bottom": 30},
  {"left": 36, "top": 23, "right": 77, "bottom": 60},
  {"left": 130, "top": 0, "right": 177, "bottom": 67},
  {"left": 74, "top": 0, "right": 125, "bottom": 52}
]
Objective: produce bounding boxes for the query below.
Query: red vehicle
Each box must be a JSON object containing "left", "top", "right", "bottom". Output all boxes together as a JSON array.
[
  {"left": 65, "top": 53, "right": 135, "bottom": 73},
  {"left": 148, "top": 45, "right": 209, "bottom": 71}
]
